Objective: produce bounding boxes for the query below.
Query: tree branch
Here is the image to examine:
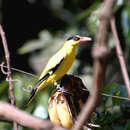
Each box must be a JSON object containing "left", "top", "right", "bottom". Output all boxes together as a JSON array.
[
  {"left": 0, "top": 25, "right": 18, "bottom": 130},
  {"left": 0, "top": 62, "right": 37, "bottom": 77},
  {"left": 110, "top": 16, "right": 130, "bottom": 98},
  {"left": 73, "top": 0, "right": 116, "bottom": 130},
  {"left": 102, "top": 93, "right": 130, "bottom": 101},
  {"left": 1, "top": 63, "right": 129, "bottom": 101},
  {"left": 0, "top": 102, "right": 66, "bottom": 130}
]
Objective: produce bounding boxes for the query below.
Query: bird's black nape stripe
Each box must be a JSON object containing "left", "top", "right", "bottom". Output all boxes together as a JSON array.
[
  {"left": 67, "top": 36, "right": 74, "bottom": 41},
  {"left": 67, "top": 36, "right": 80, "bottom": 41}
]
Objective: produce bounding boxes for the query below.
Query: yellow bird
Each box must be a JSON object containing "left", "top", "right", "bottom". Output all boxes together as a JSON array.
[
  {"left": 26, "top": 35, "right": 91, "bottom": 105},
  {"left": 48, "top": 75, "right": 90, "bottom": 129}
]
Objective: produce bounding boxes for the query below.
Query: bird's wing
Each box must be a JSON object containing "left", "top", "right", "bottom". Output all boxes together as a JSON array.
[
  {"left": 39, "top": 57, "right": 64, "bottom": 84},
  {"left": 26, "top": 57, "right": 64, "bottom": 106},
  {"left": 40, "top": 48, "right": 66, "bottom": 78}
]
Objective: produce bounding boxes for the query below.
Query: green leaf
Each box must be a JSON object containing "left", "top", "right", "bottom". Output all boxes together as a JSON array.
[
  {"left": 125, "top": 120, "right": 130, "bottom": 130},
  {"left": 103, "top": 83, "right": 118, "bottom": 93},
  {"left": 0, "top": 80, "right": 8, "bottom": 95},
  {"left": 70, "top": 1, "right": 100, "bottom": 24}
]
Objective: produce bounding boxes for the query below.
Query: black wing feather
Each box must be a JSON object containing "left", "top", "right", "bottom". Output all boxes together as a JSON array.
[
  {"left": 26, "top": 87, "right": 37, "bottom": 105},
  {"left": 33, "top": 57, "right": 64, "bottom": 88},
  {"left": 50, "top": 57, "right": 64, "bottom": 74},
  {"left": 26, "top": 57, "right": 64, "bottom": 105}
]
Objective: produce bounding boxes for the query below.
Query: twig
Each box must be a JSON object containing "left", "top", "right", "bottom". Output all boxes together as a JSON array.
[
  {"left": 110, "top": 16, "right": 130, "bottom": 98},
  {"left": 0, "top": 62, "right": 8, "bottom": 75},
  {"left": 0, "top": 62, "right": 37, "bottom": 77},
  {"left": 102, "top": 93, "right": 130, "bottom": 101},
  {"left": 73, "top": 0, "right": 116, "bottom": 130},
  {"left": 0, "top": 25, "right": 18, "bottom": 130},
  {"left": 0, "top": 102, "right": 66, "bottom": 130},
  {"left": 1, "top": 63, "right": 129, "bottom": 101}
]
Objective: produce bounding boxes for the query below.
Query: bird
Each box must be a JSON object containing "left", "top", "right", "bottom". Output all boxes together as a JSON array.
[
  {"left": 48, "top": 74, "right": 90, "bottom": 129},
  {"left": 26, "top": 35, "right": 92, "bottom": 105}
]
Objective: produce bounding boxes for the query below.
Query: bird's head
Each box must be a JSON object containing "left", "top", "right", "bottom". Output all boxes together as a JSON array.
[{"left": 66, "top": 35, "right": 92, "bottom": 46}]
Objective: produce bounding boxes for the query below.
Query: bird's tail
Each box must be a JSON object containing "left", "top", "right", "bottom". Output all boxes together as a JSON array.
[
  {"left": 26, "top": 87, "right": 38, "bottom": 106},
  {"left": 26, "top": 80, "right": 48, "bottom": 106}
]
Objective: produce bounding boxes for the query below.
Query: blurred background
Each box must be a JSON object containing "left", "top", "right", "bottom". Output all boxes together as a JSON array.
[{"left": 0, "top": 0, "right": 130, "bottom": 129}]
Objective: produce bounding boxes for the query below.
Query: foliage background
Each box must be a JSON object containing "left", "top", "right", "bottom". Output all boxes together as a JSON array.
[{"left": 0, "top": 0, "right": 130, "bottom": 129}]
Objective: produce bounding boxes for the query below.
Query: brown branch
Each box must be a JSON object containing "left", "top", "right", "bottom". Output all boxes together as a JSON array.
[
  {"left": 73, "top": 0, "right": 116, "bottom": 130},
  {"left": 0, "top": 102, "right": 66, "bottom": 130},
  {"left": 110, "top": 16, "right": 130, "bottom": 98},
  {"left": 0, "top": 25, "right": 18, "bottom": 130},
  {"left": 0, "top": 25, "right": 15, "bottom": 105},
  {"left": 102, "top": 93, "right": 130, "bottom": 101},
  {"left": 1, "top": 63, "right": 129, "bottom": 101},
  {"left": 0, "top": 62, "right": 37, "bottom": 77}
]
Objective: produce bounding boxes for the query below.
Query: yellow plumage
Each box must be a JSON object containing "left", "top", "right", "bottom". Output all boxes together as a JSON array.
[
  {"left": 48, "top": 75, "right": 90, "bottom": 129},
  {"left": 26, "top": 35, "right": 91, "bottom": 105},
  {"left": 48, "top": 91, "right": 73, "bottom": 128}
]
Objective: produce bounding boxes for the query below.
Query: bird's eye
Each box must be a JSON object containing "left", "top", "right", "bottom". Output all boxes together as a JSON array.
[
  {"left": 67, "top": 36, "right": 74, "bottom": 41},
  {"left": 67, "top": 36, "right": 80, "bottom": 41},
  {"left": 73, "top": 37, "right": 80, "bottom": 41}
]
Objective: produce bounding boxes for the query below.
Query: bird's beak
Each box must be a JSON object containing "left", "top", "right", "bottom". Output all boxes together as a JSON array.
[{"left": 80, "top": 36, "right": 92, "bottom": 43}]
